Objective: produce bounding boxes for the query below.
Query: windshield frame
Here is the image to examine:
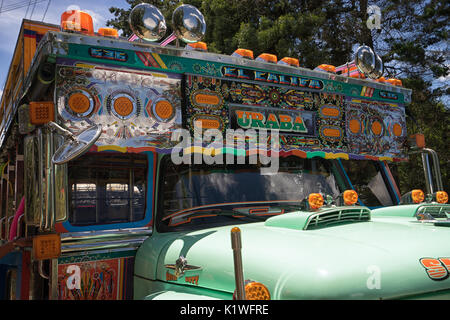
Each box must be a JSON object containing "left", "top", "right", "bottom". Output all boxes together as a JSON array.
[{"left": 337, "top": 159, "right": 400, "bottom": 208}]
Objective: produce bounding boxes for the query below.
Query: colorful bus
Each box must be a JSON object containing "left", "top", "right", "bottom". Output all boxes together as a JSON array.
[{"left": 0, "top": 6, "right": 448, "bottom": 300}]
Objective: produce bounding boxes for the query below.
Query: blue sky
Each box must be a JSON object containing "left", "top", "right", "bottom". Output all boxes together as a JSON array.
[{"left": 0, "top": 0, "right": 128, "bottom": 98}]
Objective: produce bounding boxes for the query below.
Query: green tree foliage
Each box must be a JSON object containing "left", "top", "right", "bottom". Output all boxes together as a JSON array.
[{"left": 107, "top": 0, "right": 449, "bottom": 194}]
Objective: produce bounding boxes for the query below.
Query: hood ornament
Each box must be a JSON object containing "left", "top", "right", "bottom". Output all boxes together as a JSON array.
[{"left": 165, "top": 255, "right": 201, "bottom": 279}]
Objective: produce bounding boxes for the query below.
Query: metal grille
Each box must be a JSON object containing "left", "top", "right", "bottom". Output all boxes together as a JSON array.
[
  {"left": 416, "top": 205, "right": 449, "bottom": 219},
  {"left": 304, "top": 208, "right": 371, "bottom": 230}
]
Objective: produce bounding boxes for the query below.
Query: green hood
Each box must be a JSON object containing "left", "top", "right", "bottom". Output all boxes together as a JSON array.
[{"left": 135, "top": 209, "right": 450, "bottom": 299}]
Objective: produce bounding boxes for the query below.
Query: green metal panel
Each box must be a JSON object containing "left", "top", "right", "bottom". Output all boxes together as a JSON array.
[{"left": 135, "top": 211, "right": 450, "bottom": 300}]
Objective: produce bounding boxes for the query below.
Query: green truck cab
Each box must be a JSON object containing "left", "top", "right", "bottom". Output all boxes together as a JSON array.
[
  {"left": 133, "top": 160, "right": 450, "bottom": 300},
  {"left": 0, "top": 5, "right": 448, "bottom": 300}
]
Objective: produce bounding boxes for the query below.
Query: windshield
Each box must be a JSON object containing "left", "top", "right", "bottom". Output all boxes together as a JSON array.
[{"left": 157, "top": 156, "right": 342, "bottom": 232}]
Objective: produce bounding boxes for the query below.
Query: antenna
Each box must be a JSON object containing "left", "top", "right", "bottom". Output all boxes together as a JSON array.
[{"left": 42, "top": 0, "right": 51, "bottom": 21}]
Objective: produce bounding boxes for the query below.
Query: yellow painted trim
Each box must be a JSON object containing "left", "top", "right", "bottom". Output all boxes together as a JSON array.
[
  {"left": 151, "top": 53, "right": 167, "bottom": 69},
  {"left": 75, "top": 63, "right": 96, "bottom": 69},
  {"left": 97, "top": 145, "right": 127, "bottom": 153},
  {"left": 325, "top": 152, "right": 349, "bottom": 160}
]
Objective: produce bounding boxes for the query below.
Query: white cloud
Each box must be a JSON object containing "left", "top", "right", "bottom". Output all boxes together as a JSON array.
[
  {"left": 0, "top": 1, "right": 127, "bottom": 90},
  {"left": 437, "top": 74, "right": 450, "bottom": 83}
]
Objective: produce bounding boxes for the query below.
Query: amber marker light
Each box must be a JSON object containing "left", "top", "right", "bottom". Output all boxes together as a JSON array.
[
  {"left": 153, "top": 100, "right": 174, "bottom": 122},
  {"left": 29, "top": 101, "right": 55, "bottom": 125},
  {"left": 61, "top": 10, "right": 94, "bottom": 35},
  {"left": 113, "top": 96, "right": 134, "bottom": 118},
  {"left": 308, "top": 193, "right": 324, "bottom": 210},
  {"left": 408, "top": 133, "right": 426, "bottom": 149},
  {"left": 232, "top": 49, "right": 254, "bottom": 59},
  {"left": 411, "top": 189, "right": 425, "bottom": 204},
  {"left": 315, "top": 64, "right": 336, "bottom": 73},
  {"left": 343, "top": 190, "right": 358, "bottom": 206},
  {"left": 256, "top": 53, "right": 278, "bottom": 64},
  {"left": 68, "top": 92, "right": 91, "bottom": 114},
  {"left": 33, "top": 234, "right": 61, "bottom": 260},
  {"left": 436, "top": 191, "right": 448, "bottom": 204},
  {"left": 98, "top": 27, "right": 119, "bottom": 38},
  {"left": 186, "top": 41, "right": 208, "bottom": 51},
  {"left": 278, "top": 57, "right": 300, "bottom": 67},
  {"left": 245, "top": 281, "right": 271, "bottom": 300}
]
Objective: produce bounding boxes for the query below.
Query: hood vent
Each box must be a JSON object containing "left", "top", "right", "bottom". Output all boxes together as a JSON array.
[{"left": 305, "top": 207, "right": 371, "bottom": 230}]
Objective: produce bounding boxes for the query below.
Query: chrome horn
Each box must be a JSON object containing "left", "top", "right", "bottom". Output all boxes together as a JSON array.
[
  {"left": 336, "top": 45, "right": 384, "bottom": 79},
  {"left": 172, "top": 4, "right": 206, "bottom": 43},
  {"left": 160, "top": 4, "right": 206, "bottom": 47},
  {"left": 128, "top": 3, "right": 167, "bottom": 42}
]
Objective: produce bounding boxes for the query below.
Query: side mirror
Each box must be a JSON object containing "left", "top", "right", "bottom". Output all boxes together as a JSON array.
[{"left": 48, "top": 121, "right": 102, "bottom": 164}]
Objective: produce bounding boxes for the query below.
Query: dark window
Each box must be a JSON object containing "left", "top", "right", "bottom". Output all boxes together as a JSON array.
[{"left": 68, "top": 152, "right": 147, "bottom": 226}]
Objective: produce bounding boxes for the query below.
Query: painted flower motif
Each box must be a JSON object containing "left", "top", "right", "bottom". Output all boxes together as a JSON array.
[
  {"left": 203, "top": 77, "right": 212, "bottom": 87},
  {"left": 193, "top": 64, "right": 202, "bottom": 73},
  {"left": 168, "top": 61, "right": 183, "bottom": 71},
  {"left": 268, "top": 89, "right": 281, "bottom": 104}
]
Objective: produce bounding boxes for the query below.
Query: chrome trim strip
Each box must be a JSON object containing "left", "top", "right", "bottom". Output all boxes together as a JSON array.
[
  {"left": 59, "top": 228, "right": 152, "bottom": 253},
  {"left": 60, "top": 227, "right": 152, "bottom": 242},
  {"left": 61, "top": 237, "right": 149, "bottom": 253}
]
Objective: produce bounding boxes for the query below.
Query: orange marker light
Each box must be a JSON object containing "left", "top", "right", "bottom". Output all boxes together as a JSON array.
[
  {"left": 153, "top": 100, "right": 174, "bottom": 121},
  {"left": 315, "top": 64, "right": 336, "bottom": 73},
  {"left": 411, "top": 189, "right": 425, "bottom": 204},
  {"left": 33, "top": 234, "right": 61, "bottom": 260},
  {"left": 68, "top": 92, "right": 91, "bottom": 114},
  {"left": 232, "top": 49, "right": 254, "bottom": 59},
  {"left": 186, "top": 42, "right": 208, "bottom": 51},
  {"left": 98, "top": 27, "right": 119, "bottom": 38},
  {"left": 408, "top": 133, "right": 426, "bottom": 149},
  {"left": 278, "top": 57, "right": 300, "bottom": 67},
  {"left": 436, "top": 191, "right": 448, "bottom": 204},
  {"left": 343, "top": 190, "right": 358, "bottom": 206},
  {"left": 29, "top": 101, "right": 55, "bottom": 125},
  {"left": 113, "top": 96, "right": 134, "bottom": 118},
  {"left": 386, "top": 78, "right": 403, "bottom": 86},
  {"left": 231, "top": 227, "right": 241, "bottom": 233},
  {"left": 256, "top": 53, "right": 278, "bottom": 64},
  {"left": 61, "top": 10, "right": 94, "bottom": 35},
  {"left": 308, "top": 193, "right": 324, "bottom": 210},
  {"left": 245, "top": 281, "right": 271, "bottom": 300}
]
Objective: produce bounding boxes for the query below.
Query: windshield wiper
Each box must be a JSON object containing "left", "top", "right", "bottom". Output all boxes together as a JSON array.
[
  {"left": 163, "top": 207, "right": 267, "bottom": 226},
  {"left": 213, "top": 209, "right": 267, "bottom": 221}
]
